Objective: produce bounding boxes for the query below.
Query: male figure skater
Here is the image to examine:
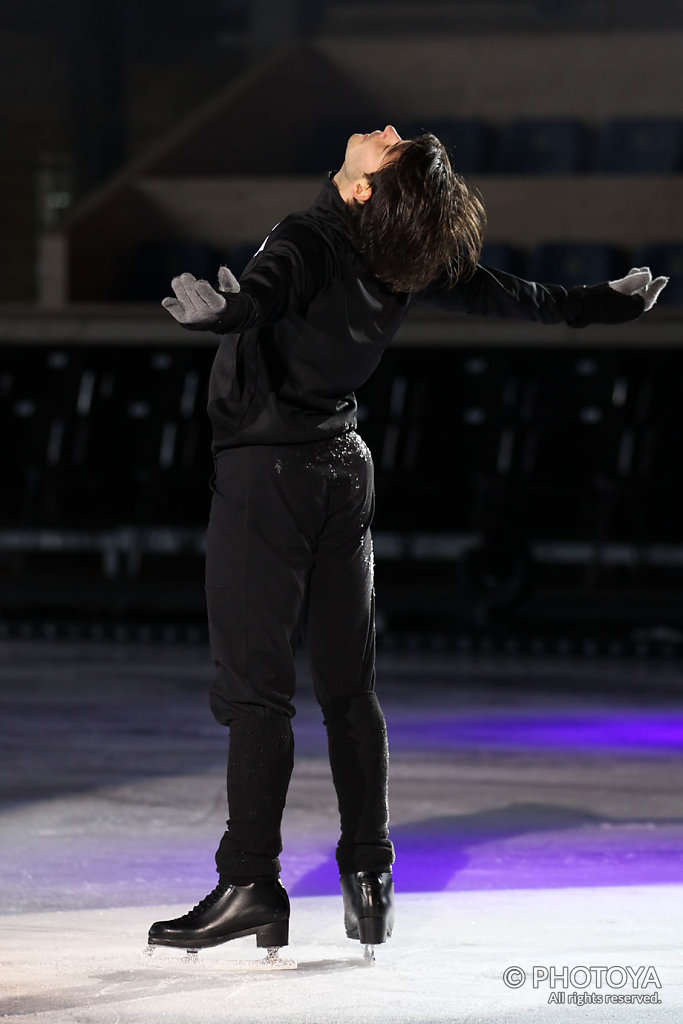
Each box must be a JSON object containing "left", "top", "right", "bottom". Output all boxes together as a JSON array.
[{"left": 147, "top": 125, "right": 667, "bottom": 958}]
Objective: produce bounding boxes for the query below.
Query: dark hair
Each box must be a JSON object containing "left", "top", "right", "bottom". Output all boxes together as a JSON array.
[{"left": 346, "top": 134, "right": 486, "bottom": 293}]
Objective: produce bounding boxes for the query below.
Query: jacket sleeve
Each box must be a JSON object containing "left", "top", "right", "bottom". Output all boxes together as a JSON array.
[
  {"left": 187, "top": 218, "right": 338, "bottom": 334},
  {"left": 414, "top": 263, "right": 645, "bottom": 327}
]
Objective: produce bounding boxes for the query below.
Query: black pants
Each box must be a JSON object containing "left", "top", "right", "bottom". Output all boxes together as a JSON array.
[{"left": 205, "top": 432, "right": 394, "bottom": 881}]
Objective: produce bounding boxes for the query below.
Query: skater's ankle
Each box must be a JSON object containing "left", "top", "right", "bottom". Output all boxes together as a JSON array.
[
  {"left": 338, "top": 866, "right": 393, "bottom": 877},
  {"left": 218, "top": 874, "right": 283, "bottom": 887}
]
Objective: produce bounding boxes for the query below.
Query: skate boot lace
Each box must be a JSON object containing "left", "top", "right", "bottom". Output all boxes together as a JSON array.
[{"left": 180, "top": 881, "right": 231, "bottom": 922}]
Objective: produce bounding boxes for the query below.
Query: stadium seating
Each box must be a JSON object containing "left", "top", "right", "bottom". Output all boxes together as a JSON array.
[
  {"left": 594, "top": 118, "right": 683, "bottom": 174},
  {"left": 494, "top": 118, "right": 592, "bottom": 174},
  {"left": 631, "top": 244, "right": 683, "bottom": 305},
  {"left": 479, "top": 244, "right": 526, "bottom": 276},
  {"left": 0, "top": 346, "right": 215, "bottom": 531},
  {"left": 527, "top": 243, "right": 624, "bottom": 288},
  {"left": 400, "top": 119, "right": 495, "bottom": 174}
]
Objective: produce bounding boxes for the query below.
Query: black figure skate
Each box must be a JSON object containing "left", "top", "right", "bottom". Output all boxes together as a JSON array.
[
  {"left": 340, "top": 870, "right": 394, "bottom": 963},
  {"left": 145, "top": 879, "right": 296, "bottom": 969}
]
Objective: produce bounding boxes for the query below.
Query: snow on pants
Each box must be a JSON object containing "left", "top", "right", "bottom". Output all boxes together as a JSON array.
[{"left": 204, "top": 431, "right": 394, "bottom": 882}]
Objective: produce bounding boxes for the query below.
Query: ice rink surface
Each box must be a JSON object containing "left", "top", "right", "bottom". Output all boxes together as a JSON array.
[{"left": 2, "top": 641, "right": 682, "bottom": 1022}]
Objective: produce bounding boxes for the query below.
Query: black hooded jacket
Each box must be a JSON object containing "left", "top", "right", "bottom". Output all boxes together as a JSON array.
[{"left": 201, "top": 174, "right": 644, "bottom": 453}]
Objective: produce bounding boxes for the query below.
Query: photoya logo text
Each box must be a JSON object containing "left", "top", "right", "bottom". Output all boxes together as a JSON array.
[{"left": 503, "top": 964, "right": 662, "bottom": 990}]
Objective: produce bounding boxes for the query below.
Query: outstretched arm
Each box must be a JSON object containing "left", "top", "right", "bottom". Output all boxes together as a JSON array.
[
  {"left": 161, "top": 221, "right": 337, "bottom": 333},
  {"left": 415, "top": 263, "right": 668, "bottom": 327}
]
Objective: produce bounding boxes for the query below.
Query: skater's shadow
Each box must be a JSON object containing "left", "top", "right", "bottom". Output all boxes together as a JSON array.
[
  {"left": 296, "top": 957, "right": 371, "bottom": 972},
  {"left": 289, "top": 802, "right": 683, "bottom": 895}
]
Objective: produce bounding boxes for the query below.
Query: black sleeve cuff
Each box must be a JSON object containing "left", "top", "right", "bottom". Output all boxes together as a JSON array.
[
  {"left": 174, "top": 292, "right": 256, "bottom": 334},
  {"left": 180, "top": 320, "right": 218, "bottom": 332},
  {"left": 565, "top": 282, "right": 645, "bottom": 329}
]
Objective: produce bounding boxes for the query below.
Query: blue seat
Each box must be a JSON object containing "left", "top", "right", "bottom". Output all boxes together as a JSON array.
[
  {"left": 494, "top": 119, "right": 591, "bottom": 174},
  {"left": 479, "top": 244, "right": 526, "bottom": 276},
  {"left": 528, "top": 244, "right": 624, "bottom": 288},
  {"left": 631, "top": 244, "right": 683, "bottom": 305},
  {"left": 400, "top": 119, "right": 495, "bottom": 173},
  {"left": 594, "top": 119, "right": 683, "bottom": 174}
]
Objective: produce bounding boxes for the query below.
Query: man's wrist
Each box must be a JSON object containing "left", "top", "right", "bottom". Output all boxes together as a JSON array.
[{"left": 565, "top": 281, "right": 645, "bottom": 328}]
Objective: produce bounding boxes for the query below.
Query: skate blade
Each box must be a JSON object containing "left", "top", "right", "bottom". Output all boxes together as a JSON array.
[
  {"left": 144, "top": 945, "right": 297, "bottom": 971},
  {"left": 364, "top": 944, "right": 376, "bottom": 965}
]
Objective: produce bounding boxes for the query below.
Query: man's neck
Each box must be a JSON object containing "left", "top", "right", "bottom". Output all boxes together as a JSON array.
[{"left": 332, "top": 169, "right": 354, "bottom": 205}]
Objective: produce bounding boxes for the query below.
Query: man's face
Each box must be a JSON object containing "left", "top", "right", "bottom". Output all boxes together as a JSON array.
[{"left": 341, "top": 125, "right": 404, "bottom": 180}]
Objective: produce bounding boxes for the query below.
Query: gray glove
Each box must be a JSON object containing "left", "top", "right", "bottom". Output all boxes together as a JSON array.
[
  {"left": 162, "top": 266, "right": 240, "bottom": 326},
  {"left": 609, "top": 267, "right": 669, "bottom": 312}
]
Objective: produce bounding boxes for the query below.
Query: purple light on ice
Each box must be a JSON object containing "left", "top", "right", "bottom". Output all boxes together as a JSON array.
[{"left": 388, "top": 711, "right": 683, "bottom": 753}]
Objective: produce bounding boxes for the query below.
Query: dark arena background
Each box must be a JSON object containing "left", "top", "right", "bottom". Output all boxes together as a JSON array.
[{"left": 2, "top": 2, "right": 683, "bottom": 1021}]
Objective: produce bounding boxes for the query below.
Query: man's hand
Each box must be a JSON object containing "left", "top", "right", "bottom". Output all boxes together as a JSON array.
[
  {"left": 609, "top": 267, "right": 669, "bottom": 312},
  {"left": 162, "top": 266, "right": 240, "bottom": 326},
  {"left": 216, "top": 265, "right": 241, "bottom": 295}
]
